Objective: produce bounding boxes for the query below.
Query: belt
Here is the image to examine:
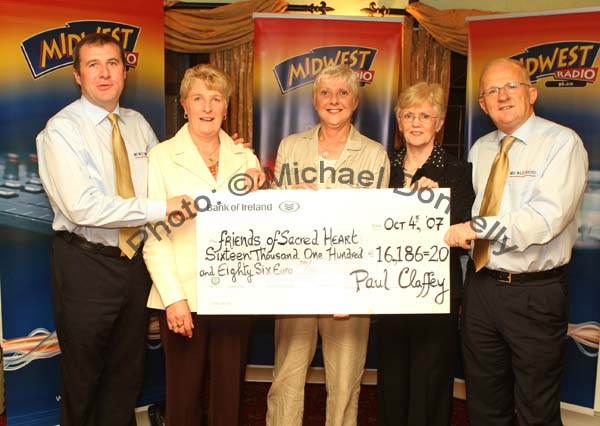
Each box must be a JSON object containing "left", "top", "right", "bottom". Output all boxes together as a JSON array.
[
  {"left": 483, "top": 266, "right": 566, "bottom": 284},
  {"left": 57, "top": 231, "right": 137, "bottom": 259}
]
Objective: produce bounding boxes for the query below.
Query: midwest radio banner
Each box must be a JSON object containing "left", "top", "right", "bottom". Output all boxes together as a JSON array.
[
  {"left": 0, "top": 0, "right": 165, "bottom": 424},
  {"left": 467, "top": 7, "right": 600, "bottom": 412},
  {"left": 253, "top": 14, "right": 404, "bottom": 169}
]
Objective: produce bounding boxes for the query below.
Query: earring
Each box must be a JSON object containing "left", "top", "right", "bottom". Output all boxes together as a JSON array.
[
  {"left": 223, "top": 115, "right": 227, "bottom": 121},
  {"left": 184, "top": 113, "right": 188, "bottom": 119}
]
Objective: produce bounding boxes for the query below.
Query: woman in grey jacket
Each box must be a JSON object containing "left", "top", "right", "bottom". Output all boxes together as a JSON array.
[{"left": 266, "top": 64, "right": 390, "bottom": 426}]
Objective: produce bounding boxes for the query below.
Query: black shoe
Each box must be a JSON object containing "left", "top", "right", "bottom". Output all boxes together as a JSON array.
[{"left": 147, "top": 401, "right": 165, "bottom": 426}]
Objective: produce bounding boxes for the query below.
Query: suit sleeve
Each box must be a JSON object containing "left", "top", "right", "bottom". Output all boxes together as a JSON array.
[{"left": 450, "top": 161, "right": 475, "bottom": 225}]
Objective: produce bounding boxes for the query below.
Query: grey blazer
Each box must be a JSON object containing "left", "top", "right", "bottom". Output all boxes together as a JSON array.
[{"left": 272, "top": 125, "right": 390, "bottom": 189}]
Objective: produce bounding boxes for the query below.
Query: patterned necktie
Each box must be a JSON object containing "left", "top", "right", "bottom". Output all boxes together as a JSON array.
[
  {"left": 472, "top": 135, "right": 517, "bottom": 271},
  {"left": 108, "top": 113, "right": 137, "bottom": 259}
]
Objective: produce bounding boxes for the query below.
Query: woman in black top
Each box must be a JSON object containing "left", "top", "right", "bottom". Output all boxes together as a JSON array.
[{"left": 377, "top": 82, "right": 475, "bottom": 426}]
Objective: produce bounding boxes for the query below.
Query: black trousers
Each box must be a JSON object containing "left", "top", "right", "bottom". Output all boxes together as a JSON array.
[
  {"left": 158, "top": 312, "right": 252, "bottom": 426},
  {"left": 376, "top": 311, "right": 458, "bottom": 426},
  {"left": 51, "top": 235, "right": 151, "bottom": 426},
  {"left": 462, "top": 262, "right": 568, "bottom": 426}
]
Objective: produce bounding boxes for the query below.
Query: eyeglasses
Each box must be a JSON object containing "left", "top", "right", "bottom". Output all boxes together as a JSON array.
[
  {"left": 399, "top": 112, "right": 437, "bottom": 123},
  {"left": 480, "top": 82, "right": 531, "bottom": 98}
]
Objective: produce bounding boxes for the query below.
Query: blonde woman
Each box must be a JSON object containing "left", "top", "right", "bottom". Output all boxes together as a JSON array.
[
  {"left": 377, "top": 82, "right": 474, "bottom": 426},
  {"left": 143, "top": 64, "right": 261, "bottom": 426}
]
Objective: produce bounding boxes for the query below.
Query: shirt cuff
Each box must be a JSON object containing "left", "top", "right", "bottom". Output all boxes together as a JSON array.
[
  {"left": 146, "top": 200, "right": 167, "bottom": 222},
  {"left": 473, "top": 215, "right": 501, "bottom": 240}
]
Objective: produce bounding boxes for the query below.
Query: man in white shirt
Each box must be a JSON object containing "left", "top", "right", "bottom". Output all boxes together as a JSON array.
[
  {"left": 36, "top": 33, "right": 190, "bottom": 426},
  {"left": 445, "top": 58, "right": 588, "bottom": 425}
]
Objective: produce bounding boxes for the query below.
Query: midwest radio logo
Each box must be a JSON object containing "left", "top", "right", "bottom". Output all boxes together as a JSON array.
[
  {"left": 21, "top": 20, "right": 141, "bottom": 79},
  {"left": 511, "top": 41, "right": 600, "bottom": 88},
  {"left": 273, "top": 46, "right": 378, "bottom": 94}
]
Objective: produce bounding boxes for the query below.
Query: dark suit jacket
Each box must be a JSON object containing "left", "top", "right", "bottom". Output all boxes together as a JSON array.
[{"left": 390, "top": 145, "right": 475, "bottom": 304}]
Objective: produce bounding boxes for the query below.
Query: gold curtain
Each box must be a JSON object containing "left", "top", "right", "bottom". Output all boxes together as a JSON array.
[
  {"left": 164, "top": 0, "right": 287, "bottom": 53},
  {"left": 399, "top": 16, "right": 452, "bottom": 146},
  {"left": 164, "top": 0, "right": 287, "bottom": 145},
  {"left": 399, "top": 3, "right": 499, "bottom": 146},
  {"left": 397, "top": 3, "right": 499, "bottom": 148},
  {"left": 163, "top": 0, "right": 497, "bottom": 147},
  {"left": 406, "top": 2, "right": 499, "bottom": 55},
  {"left": 401, "top": 17, "right": 451, "bottom": 92},
  {"left": 210, "top": 43, "right": 254, "bottom": 140}
]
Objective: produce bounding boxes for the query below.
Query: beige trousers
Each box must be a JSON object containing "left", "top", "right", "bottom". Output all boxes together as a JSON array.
[{"left": 266, "top": 315, "right": 370, "bottom": 426}]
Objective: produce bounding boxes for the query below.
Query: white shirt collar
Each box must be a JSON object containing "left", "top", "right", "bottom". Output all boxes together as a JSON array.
[
  {"left": 80, "top": 95, "right": 121, "bottom": 126},
  {"left": 497, "top": 113, "right": 536, "bottom": 146}
]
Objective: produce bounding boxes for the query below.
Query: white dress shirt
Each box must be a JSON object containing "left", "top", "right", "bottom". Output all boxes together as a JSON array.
[
  {"left": 36, "top": 95, "right": 166, "bottom": 246},
  {"left": 469, "top": 114, "right": 589, "bottom": 273}
]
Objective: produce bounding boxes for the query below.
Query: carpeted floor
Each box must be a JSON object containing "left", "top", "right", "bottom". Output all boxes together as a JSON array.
[
  {"left": 0, "top": 383, "right": 470, "bottom": 425},
  {"left": 240, "top": 382, "right": 470, "bottom": 426}
]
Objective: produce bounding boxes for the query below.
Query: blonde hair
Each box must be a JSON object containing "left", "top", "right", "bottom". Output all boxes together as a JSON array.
[
  {"left": 180, "top": 64, "right": 232, "bottom": 102},
  {"left": 312, "top": 65, "right": 359, "bottom": 98},
  {"left": 395, "top": 82, "right": 446, "bottom": 119}
]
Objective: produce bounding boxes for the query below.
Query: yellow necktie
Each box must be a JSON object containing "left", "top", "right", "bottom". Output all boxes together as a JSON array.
[
  {"left": 108, "top": 113, "right": 137, "bottom": 259},
  {"left": 472, "top": 135, "right": 517, "bottom": 271}
]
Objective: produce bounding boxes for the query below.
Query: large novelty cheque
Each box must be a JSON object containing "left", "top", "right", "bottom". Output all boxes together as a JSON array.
[{"left": 195, "top": 188, "right": 450, "bottom": 314}]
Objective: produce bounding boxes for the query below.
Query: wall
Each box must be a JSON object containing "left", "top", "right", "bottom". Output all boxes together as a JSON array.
[
  {"left": 423, "top": 0, "right": 600, "bottom": 12},
  {"left": 175, "top": 0, "right": 410, "bottom": 15},
  {"left": 175, "top": 0, "right": 600, "bottom": 14}
]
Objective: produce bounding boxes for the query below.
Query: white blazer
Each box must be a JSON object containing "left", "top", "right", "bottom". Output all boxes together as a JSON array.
[{"left": 144, "top": 124, "right": 260, "bottom": 312}]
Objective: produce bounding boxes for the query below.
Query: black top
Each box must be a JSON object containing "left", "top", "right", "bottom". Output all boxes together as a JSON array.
[{"left": 390, "top": 145, "right": 475, "bottom": 304}]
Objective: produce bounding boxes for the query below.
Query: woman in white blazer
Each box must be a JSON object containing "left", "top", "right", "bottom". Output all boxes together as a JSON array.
[{"left": 143, "top": 64, "right": 261, "bottom": 426}]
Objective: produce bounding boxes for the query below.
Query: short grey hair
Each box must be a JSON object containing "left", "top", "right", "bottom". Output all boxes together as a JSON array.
[{"left": 312, "top": 65, "right": 359, "bottom": 99}]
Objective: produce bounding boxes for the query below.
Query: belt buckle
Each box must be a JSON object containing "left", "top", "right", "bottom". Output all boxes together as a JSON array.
[{"left": 498, "top": 272, "right": 512, "bottom": 284}]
